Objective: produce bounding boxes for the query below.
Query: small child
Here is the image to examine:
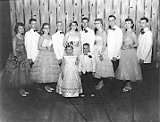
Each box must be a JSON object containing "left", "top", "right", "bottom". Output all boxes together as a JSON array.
[
  {"left": 78, "top": 43, "right": 96, "bottom": 97},
  {"left": 56, "top": 44, "right": 82, "bottom": 97}
]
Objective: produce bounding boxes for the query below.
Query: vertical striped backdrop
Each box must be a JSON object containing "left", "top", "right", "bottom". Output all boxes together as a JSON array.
[{"left": 9, "top": 0, "right": 160, "bottom": 61}]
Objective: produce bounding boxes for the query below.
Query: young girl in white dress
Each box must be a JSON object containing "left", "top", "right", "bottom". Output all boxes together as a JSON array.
[{"left": 56, "top": 44, "right": 82, "bottom": 97}]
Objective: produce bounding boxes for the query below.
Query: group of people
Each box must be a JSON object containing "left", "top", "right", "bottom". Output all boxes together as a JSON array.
[{"left": 0, "top": 15, "right": 153, "bottom": 97}]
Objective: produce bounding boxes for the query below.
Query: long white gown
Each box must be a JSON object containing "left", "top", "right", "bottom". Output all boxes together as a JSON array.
[{"left": 56, "top": 55, "right": 82, "bottom": 97}]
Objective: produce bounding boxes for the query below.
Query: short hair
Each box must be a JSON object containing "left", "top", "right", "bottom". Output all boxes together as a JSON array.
[
  {"left": 82, "top": 17, "right": 89, "bottom": 22},
  {"left": 125, "top": 18, "right": 134, "bottom": 29},
  {"left": 56, "top": 21, "right": 62, "bottom": 24},
  {"left": 14, "top": 22, "right": 24, "bottom": 34},
  {"left": 140, "top": 17, "right": 149, "bottom": 23},
  {"left": 83, "top": 43, "right": 90, "bottom": 48},
  {"left": 29, "top": 19, "right": 37, "bottom": 24},
  {"left": 95, "top": 18, "right": 103, "bottom": 25},
  {"left": 108, "top": 15, "right": 116, "bottom": 20}
]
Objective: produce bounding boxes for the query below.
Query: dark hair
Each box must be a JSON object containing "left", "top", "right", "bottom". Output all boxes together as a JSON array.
[
  {"left": 29, "top": 19, "right": 37, "bottom": 24},
  {"left": 82, "top": 17, "right": 89, "bottom": 22},
  {"left": 125, "top": 18, "right": 134, "bottom": 29},
  {"left": 94, "top": 18, "right": 103, "bottom": 35},
  {"left": 69, "top": 21, "right": 78, "bottom": 31},
  {"left": 56, "top": 21, "right": 62, "bottom": 24},
  {"left": 14, "top": 22, "right": 24, "bottom": 34},
  {"left": 83, "top": 43, "right": 90, "bottom": 48},
  {"left": 140, "top": 17, "right": 149, "bottom": 23},
  {"left": 108, "top": 15, "right": 116, "bottom": 20},
  {"left": 40, "top": 23, "right": 50, "bottom": 35}
]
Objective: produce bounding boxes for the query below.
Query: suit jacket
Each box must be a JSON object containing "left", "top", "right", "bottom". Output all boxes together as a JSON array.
[
  {"left": 80, "top": 27, "right": 95, "bottom": 54},
  {"left": 78, "top": 53, "right": 96, "bottom": 74},
  {"left": 137, "top": 27, "right": 153, "bottom": 63},
  {"left": 24, "top": 29, "right": 40, "bottom": 62},
  {"left": 107, "top": 25, "right": 123, "bottom": 60},
  {"left": 51, "top": 31, "right": 65, "bottom": 60}
]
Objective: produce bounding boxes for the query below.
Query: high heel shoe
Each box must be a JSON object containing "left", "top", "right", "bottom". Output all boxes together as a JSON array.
[
  {"left": 123, "top": 86, "right": 132, "bottom": 92},
  {"left": 96, "top": 80, "right": 104, "bottom": 90}
]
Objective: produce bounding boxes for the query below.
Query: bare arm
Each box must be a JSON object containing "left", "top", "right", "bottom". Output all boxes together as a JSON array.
[
  {"left": 12, "top": 37, "right": 17, "bottom": 56},
  {"left": 102, "top": 31, "right": 107, "bottom": 53},
  {"left": 131, "top": 31, "right": 138, "bottom": 48}
]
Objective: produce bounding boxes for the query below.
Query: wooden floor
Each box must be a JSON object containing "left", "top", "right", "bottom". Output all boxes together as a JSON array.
[{"left": 0, "top": 65, "right": 159, "bottom": 122}]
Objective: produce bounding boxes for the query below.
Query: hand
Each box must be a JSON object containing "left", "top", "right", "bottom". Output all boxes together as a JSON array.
[
  {"left": 112, "top": 57, "right": 117, "bottom": 62},
  {"left": 139, "top": 59, "right": 144, "bottom": 64},
  {"left": 58, "top": 59, "right": 62, "bottom": 65},
  {"left": 28, "top": 59, "right": 33, "bottom": 64},
  {"left": 99, "top": 55, "right": 104, "bottom": 61},
  {"left": 74, "top": 42, "right": 79, "bottom": 47}
]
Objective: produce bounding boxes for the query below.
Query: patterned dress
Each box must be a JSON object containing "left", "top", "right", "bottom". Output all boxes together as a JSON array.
[
  {"left": 93, "top": 35, "right": 115, "bottom": 79},
  {"left": 30, "top": 39, "right": 60, "bottom": 83},
  {"left": 56, "top": 55, "right": 82, "bottom": 97},
  {"left": 116, "top": 33, "right": 143, "bottom": 82},
  {"left": 1, "top": 36, "right": 30, "bottom": 88}
]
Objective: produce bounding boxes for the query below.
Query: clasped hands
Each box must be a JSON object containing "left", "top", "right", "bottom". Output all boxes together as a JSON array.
[{"left": 46, "top": 44, "right": 53, "bottom": 51}]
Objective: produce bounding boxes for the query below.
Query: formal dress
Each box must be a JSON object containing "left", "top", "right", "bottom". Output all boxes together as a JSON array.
[
  {"left": 25, "top": 29, "right": 40, "bottom": 62},
  {"left": 1, "top": 36, "right": 30, "bottom": 88},
  {"left": 80, "top": 27, "right": 95, "bottom": 54},
  {"left": 52, "top": 31, "right": 65, "bottom": 60},
  {"left": 93, "top": 35, "right": 114, "bottom": 78},
  {"left": 137, "top": 27, "right": 153, "bottom": 63},
  {"left": 66, "top": 33, "right": 81, "bottom": 56},
  {"left": 116, "top": 34, "right": 143, "bottom": 82},
  {"left": 30, "top": 39, "right": 60, "bottom": 83},
  {"left": 56, "top": 55, "right": 82, "bottom": 97}
]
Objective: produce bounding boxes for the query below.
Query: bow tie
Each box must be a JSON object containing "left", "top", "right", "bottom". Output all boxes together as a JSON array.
[
  {"left": 84, "top": 54, "right": 92, "bottom": 58},
  {"left": 83, "top": 29, "right": 88, "bottom": 33},
  {"left": 109, "top": 27, "right": 115, "bottom": 31},
  {"left": 140, "top": 29, "right": 145, "bottom": 35},
  {"left": 60, "top": 32, "right": 64, "bottom": 34},
  {"left": 34, "top": 30, "right": 38, "bottom": 32}
]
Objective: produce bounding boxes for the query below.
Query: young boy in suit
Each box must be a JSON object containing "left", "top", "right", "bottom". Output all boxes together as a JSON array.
[{"left": 78, "top": 43, "right": 96, "bottom": 97}]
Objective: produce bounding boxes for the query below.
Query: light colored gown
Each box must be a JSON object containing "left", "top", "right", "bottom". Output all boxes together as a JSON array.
[
  {"left": 93, "top": 35, "right": 114, "bottom": 78},
  {"left": 30, "top": 39, "right": 60, "bottom": 83},
  {"left": 116, "top": 33, "right": 143, "bottom": 82},
  {"left": 56, "top": 55, "right": 82, "bottom": 97}
]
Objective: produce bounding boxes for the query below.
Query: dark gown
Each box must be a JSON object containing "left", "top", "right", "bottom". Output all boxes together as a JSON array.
[{"left": 1, "top": 36, "right": 30, "bottom": 88}]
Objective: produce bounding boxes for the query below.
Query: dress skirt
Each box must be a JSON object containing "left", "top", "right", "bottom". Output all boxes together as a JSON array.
[
  {"left": 1, "top": 51, "right": 30, "bottom": 88},
  {"left": 93, "top": 47, "right": 115, "bottom": 79},
  {"left": 116, "top": 48, "right": 143, "bottom": 82},
  {"left": 56, "top": 56, "right": 82, "bottom": 97},
  {"left": 30, "top": 50, "right": 60, "bottom": 83}
]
